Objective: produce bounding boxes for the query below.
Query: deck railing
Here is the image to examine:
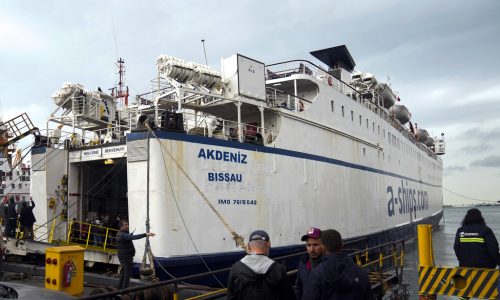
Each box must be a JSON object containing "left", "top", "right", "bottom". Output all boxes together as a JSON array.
[
  {"left": 266, "top": 60, "right": 437, "bottom": 159},
  {"left": 0, "top": 217, "right": 118, "bottom": 254}
]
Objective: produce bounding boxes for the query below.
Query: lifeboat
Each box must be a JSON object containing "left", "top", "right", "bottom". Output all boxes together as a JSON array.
[
  {"left": 417, "top": 128, "right": 429, "bottom": 143},
  {"left": 52, "top": 82, "right": 85, "bottom": 109},
  {"left": 376, "top": 83, "right": 396, "bottom": 109},
  {"left": 425, "top": 137, "right": 435, "bottom": 147},
  {"left": 361, "top": 72, "right": 378, "bottom": 88},
  {"left": 389, "top": 104, "right": 411, "bottom": 125}
]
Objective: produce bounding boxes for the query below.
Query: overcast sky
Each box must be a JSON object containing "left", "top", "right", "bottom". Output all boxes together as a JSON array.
[{"left": 1, "top": 1, "right": 499, "bottom": 205}]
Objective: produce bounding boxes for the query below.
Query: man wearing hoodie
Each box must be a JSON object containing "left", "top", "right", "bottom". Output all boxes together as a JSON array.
[
  {"left": 302, "top": 229, "right": 374, "bottom": 300},
  {"left": 226, "top": 230, "right": 296, "bottom": 300}
]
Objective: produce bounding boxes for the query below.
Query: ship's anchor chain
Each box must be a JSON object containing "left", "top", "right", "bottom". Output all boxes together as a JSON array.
[{"left": 147, "top": 127, "right": 247, "bottom": 252}]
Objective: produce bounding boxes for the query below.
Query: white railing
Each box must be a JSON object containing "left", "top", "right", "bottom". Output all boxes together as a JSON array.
[{"left": 180, "top": 111, "right": 278, "bottom": 145}]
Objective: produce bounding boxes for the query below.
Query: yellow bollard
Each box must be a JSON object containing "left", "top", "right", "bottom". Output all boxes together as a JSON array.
[
  {"left": 417, "top": 224, "right": 434, "bottom": 267},
  {"left": 417, "top": 224, "right": 436, "bottom": 300}
]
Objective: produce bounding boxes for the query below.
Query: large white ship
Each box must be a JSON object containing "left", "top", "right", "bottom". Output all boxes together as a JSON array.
[{"left": 31, "top": 45, "right": 445, "bottom": 278}]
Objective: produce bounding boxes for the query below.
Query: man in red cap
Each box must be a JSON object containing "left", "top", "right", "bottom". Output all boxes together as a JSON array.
[{"left": 295, "top": 227, "right": 324, "bottom": 299}]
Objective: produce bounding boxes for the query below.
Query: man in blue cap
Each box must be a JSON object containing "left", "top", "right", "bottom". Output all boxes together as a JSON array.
[{"left": 227, "top": 230, "right": 296, "bottom": 300}]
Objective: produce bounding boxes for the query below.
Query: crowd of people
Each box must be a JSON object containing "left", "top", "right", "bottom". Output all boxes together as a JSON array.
[
  {"left": 69, "top": 214, "right": 127, "bottom": 248},
  {"left": 226, "top": 208, "right": 500, "bottom": 300},
  {"left": 1, "top": 196, "right": 36, "bottom": 240},
  {"left": 227, "top": 227, "right": 374, "bottom": 300}
]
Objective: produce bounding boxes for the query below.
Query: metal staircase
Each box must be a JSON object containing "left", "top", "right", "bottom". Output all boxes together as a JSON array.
[{"left": 0, "top": 113, "right": 39, "bottom": 148}]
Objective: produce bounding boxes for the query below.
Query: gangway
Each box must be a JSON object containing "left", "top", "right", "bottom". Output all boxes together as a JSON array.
[{"left": 1, "top": 218, "right": 120, "bottom": 266}]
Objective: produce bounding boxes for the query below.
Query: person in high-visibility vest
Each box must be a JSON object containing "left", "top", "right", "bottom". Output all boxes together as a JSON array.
[{"left": 454, "top": 208, "right": 500, "bottom": 269}]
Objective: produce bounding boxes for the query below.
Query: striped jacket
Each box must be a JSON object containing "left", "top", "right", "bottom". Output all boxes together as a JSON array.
[{"left": 453, "top": 224, "right": 500, "bottom": 269}]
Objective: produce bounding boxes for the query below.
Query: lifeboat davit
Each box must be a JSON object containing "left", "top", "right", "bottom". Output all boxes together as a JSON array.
[{"left": 389, "top": 104, "right": 411, "bottom": 125}]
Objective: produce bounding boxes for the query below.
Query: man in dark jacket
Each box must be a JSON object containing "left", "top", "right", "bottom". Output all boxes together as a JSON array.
[
  {"left": 116, "top": 220, "right": 155, "bottom": 289},
  {"left": 454, "top": 208, "right": 500, "bottom": 269},
  {"left": 302, "top": 229, "right": 374, "bottom": 300},
  {"left": 227, "top": 230, "right": 296, "bottom": 300},
  {"left": 5, "top": 197, "right": 18, "bottom": 238},
  {"left": 296, "top": 227, "right": 324, "bottom": 299},
  {"left": 19, "top": 199, "right": 36, "bottom": 240}
]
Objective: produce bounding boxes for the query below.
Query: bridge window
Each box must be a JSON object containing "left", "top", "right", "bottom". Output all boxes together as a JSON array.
[
  {"left": 342, "top": 106, "right": 345, "bottom": 117},
  {"left": 331, "top": 100, "right": 334, "bottom": 112}
]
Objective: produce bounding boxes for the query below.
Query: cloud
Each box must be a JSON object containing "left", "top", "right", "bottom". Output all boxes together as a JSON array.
[
  {"left": 444, "top": 165, "right": 466, "bottom": 175},
  {"left": 0, "top": 13, "right": 48, "bottom": 54},
  {"left": 457, "top": 127, "right": 500, "bottom": 141},
  {"left": 470, "top": 155, "right": 500, "bottom": 167},
  {"left": 460, "top": 144, "right": 494, "bottom": 154}
]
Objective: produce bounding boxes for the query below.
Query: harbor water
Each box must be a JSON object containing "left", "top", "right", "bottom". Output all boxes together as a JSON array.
[{"left": 404, "top": 206, "right": 500, "bottom": 299}]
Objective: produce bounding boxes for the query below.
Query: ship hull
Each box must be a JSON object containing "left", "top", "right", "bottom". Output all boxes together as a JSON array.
[
  {"left": 137, "top": 210, "right": 442, "bottom": 283},
  {"left": 126, "top": 128, "right": 443, "bottom": 280}
]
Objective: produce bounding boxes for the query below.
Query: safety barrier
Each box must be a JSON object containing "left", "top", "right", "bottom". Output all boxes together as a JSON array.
[
  {"left": 417, "top": 224, "right": 499, "bottom": 299},
  {"left": 0, "top": 217, "right": 118, "bottom": 254}
]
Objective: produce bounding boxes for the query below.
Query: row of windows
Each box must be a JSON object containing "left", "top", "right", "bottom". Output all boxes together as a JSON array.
[
  {"left": 331, "top": 100, "right": 436, "bottom": 168},
  {"left": 0, "top": 170, "right": 29, "bottom": 177},
  {"left": 1, "top": 176, "right": 30, "bottom": 181},
  {"left": 1, "top": 183, "right": 28, "bottom": 189}
]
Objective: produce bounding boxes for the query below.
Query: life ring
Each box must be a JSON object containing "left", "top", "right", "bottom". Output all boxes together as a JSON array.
[
  {"left": 327, "top": 76, "right": 333, "bottom": 86},
  {"left": 299, "top": 101, "right": 304, "bottom": 111}
]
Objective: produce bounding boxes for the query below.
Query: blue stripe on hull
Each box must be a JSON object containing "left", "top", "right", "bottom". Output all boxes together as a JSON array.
[
  {"left": 128, "top": 130, "right": 441, "bottom": 188},
  {"left": 135, "top": 211, "right": 443, "bottom": 286}
]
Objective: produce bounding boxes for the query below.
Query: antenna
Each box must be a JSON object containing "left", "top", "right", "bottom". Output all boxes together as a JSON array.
[
  {"left": 111, "top": 58, "right": 129, "bottom": 107},
  {"left": 201, "top": 39, "right": 208, "bottom": 65}
]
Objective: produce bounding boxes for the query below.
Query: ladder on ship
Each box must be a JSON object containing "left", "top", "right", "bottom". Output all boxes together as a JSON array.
[{"left": 0, "top": 113, "right": 39, "bottom": 158}]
